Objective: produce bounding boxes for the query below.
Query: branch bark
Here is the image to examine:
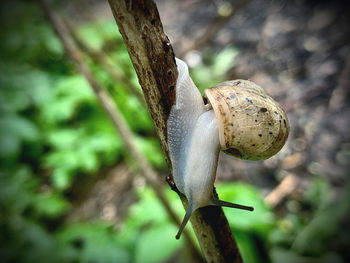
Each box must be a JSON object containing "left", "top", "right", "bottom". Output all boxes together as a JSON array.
[
  {"left": 108, "top": 1, "right": 243, "bottom": 262},
  {"left": 108, "top": 0, "right": 177, "bottom": 168},
  {"left": 39, "top": 1, "right": 202, "bottom": 262}
]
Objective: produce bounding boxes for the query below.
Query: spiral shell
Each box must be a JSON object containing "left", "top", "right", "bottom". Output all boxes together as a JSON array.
[{"left": 204, "top": 79, "right": 289, "bottom": 160}]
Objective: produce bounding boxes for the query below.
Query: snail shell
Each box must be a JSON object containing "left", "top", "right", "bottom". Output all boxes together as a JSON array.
[
  {"left": 204, "top": 80, "right": 289, "bottom": 160},
  {"left": 168, "top": 58, "right": 289, "bottom": 239}
]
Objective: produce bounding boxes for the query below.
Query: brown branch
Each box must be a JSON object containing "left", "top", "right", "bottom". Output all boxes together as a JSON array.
[
  {"left": 39, "top": 1, "right": 202, "bottom": 261},
  {"left": 63, "top": 19, "right": 148, "bottom": 108},
  {"left": 108, "top": 0, "right": 177, "bottom": 169},
  {"left": 264, "top": 173, "right": 300, "bottom": 208},
  {"left": 108, "top": 0, "right": 243, "bottom": 262}
]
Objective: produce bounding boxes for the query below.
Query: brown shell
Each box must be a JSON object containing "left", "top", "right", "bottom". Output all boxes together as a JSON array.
[{"left": 204, "top": 79, "right": 289, "bottom": 160}]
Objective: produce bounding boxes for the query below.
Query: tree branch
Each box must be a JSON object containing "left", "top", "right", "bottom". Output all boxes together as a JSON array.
[
  {"left": 39, "top": 0, "right": 202, "bottom": 261},
  {"left": 63, "top": 19, "right": 147, "bottom": 108},
  {"left": 264, "top": 173, "right": 299, "bottom": 208},
  {"left": 108, "top": 0, "right": 243, "bottom": 262},
  {"left": 109, "top": 0, "right": 177, "bottom": 168}
]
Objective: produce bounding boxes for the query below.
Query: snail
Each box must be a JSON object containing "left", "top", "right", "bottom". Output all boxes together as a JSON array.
[{"left": 167, "top": 58, "right": 289, "bottom": 239}]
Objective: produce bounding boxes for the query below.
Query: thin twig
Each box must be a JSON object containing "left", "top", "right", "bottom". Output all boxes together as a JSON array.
[
  {"left": 63, "top": 18, "right": 147, "bottom": 108},
  {"left": 265, "top": 173, "right": 299, "bottom": 208},
  {"left": 39, "top": 1, "right": 202, "bottom": 261}
]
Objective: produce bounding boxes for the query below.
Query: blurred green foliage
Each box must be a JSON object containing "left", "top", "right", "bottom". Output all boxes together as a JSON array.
[
  {"left": 191, "top": 46, "right": 238, "bottom": 92},
  {"left": 0, "top": 1, "right": 348, "bottom": 263}
]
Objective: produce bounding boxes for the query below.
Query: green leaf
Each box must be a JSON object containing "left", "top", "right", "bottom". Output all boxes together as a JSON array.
[
  {"left": 0, "top": 166, "right": 37, "bottom": 212},
  {"left": 45, "top": 127, "right": 123, "bottom": 186},
  {"left": 39, "top": 24, "right": 64, "bottom": 56},
  {"left": 51, "top": 168, "right": 73, "bottom": 190},
  {"left": 41, "top": 75, "right": 93, "bottom": 123},
  {"left": 134, "top": 224, "right": 182, "bottom": 263},
  {"left": 0, "top": 114, "right": 39, "bottom": 157},
  {"left": 191, "top": 66, "right": 218, "bottom": 93},
  {"left": 0, "top": 64, "right": 52, "bottom": 111},
  {"left": 212, "top": 46, "right": 238, "bottom": 77},
  {"left": 216, "top": 182, "right": 275, "bottom": 232},
  {"left": 35, "top": 192, "right": 70, "bottom": 217},
  {"left": 303, "top": 177, "right": 330, "bottom": 209},
  {"left": 14, "top": 220, "right": 57, "bottom": 263},
  {"left": 76, "top": 148, "right": 99, "bottom": 173},
  {"left": 47, "top": 129, "right": 82, "bottom": 150},
  {"left": 134, "top": 137, "right": 166, "bottom": 169},
  {"left": 292, "top": 182, "right": 350, "bottom": 255},
  {"left": 45, "top": 150, "right": 80, "bottom": 172},
  {"left": 56, "top": 222, "right": 130, "bottom": 263},
  {"left": 0, "top": 132, "right": 20, "bottom": 157},
  {"left": 98, "top": 20, "right": 123, "bottom": 42},
  {"left": 77, "top": 23, "right": 105, "bottom": 50},
  {"left": 234, "top": 230, "right": 261, "bottom": 263},
  {"left": 126, "top": 188, "right": 170, "bottom": 228},
  {"left": 0, "top": 115, "right": 39, "bottom": 141}
]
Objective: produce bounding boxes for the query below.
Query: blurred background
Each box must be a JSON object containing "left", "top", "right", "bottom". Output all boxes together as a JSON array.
[{"left": 0, "top": 0, "right": 349, "bottom": 262}]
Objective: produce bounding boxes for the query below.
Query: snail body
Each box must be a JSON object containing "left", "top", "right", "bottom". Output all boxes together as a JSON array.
[{"left": 167, "top": 58, "right": 289, "bottom": 239}]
